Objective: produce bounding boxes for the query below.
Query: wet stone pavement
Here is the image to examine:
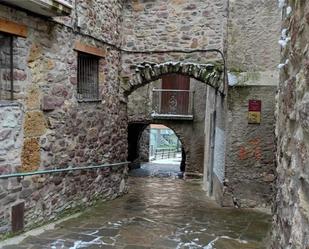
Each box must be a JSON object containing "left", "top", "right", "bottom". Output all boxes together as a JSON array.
[
  {"left": 129, "top": 163, "right": 182, "bottom": 178},
  {"left": 2, "top": 176, "right": 271, "bottom": 249}
]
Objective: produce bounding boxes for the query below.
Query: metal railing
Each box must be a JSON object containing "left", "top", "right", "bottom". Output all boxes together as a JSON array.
[
  {"left": 154, "top": 148, "right": 178, "bottom": 160},
  {"left": 0, "top": 162, "right": 129, "bottom": 179},
  {"left": 152, "top": 89, "right": 194, "bottom": 119}
]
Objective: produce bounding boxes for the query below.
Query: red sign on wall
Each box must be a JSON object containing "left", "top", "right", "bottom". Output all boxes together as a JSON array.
[
  {"left": 248, "top": 100, "right": 262, "bottom": 124},
  {"left": 249, "top": 100, "right": 262, "bottom": 112}
]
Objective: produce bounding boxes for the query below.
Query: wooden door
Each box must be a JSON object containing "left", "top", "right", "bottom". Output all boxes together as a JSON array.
[{"left": 161, "top": 74, "right": 190, "bottom": 115}]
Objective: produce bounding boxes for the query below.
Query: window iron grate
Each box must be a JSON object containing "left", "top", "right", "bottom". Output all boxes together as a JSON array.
[
  {"left": 77, "top": 52, "right": 100, "bottom": 100},
  {"left": 0, "top": 33, "right": 14, "bottom": 101}
]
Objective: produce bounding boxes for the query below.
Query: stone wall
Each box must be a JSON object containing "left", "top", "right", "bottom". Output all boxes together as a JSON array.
[
  {"left": 120, "top": 0, "right": 228, "bottom": 178},
  {"left": 120, "top": 0, "right": 227, "bottom": 90},
  {"left": 223, "top": 0, "right": 280, "bottom": 208},
  {"left": 122, "top": 0, "right": 227, "bottom": 51},
  {"left": 138, "top": 126, "right": 150, "bottom": 163},
  {"left": 202, "top": 86, "right": 227, "bottom": 204},
  {"left": 127, "top": 80, "right": 156, "bottom": 123},
  {"left": 0, "top": 0, "right": 128, "bottom": 236},
  {"left": 0, "top": 166, "right": 127, "bottom": 235},
  {"left": 0, "top": 103, "right": 23, "bottom": 176},
  {"left": 0, "top": 0, "right": 287, "bottom": 237},
  {"left": 224, "top": 86, "right": 276, "bottom": 208},
  {"left": 227, "top": 0, "right": 280, "bottom": 80},
  {"left": 271, "top": 1, "right": 309, "bottom": 248}
]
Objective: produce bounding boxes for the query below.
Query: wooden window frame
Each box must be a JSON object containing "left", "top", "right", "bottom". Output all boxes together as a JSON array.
[{"left": 0, "top": 19, "right": 27, "bottom": 38}]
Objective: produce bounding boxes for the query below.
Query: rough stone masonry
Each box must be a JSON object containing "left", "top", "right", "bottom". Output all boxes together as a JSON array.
[
  {"left": 271, "top": 1, "right": 309, "bottom": 248},
  {"left": 122, "top": 0, "right": 279, "bottom": 208},
  {"left": 0, "top": 0, "right": 292, "bottom": 241},
  {"left": 0, "top": 1, "right": 128, "bottom": 236}
]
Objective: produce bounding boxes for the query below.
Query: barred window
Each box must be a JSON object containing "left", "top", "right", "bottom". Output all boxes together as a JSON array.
[
  {"left": 0, "top": 33, "right": 14, "bottom": 100},
  {"left": 77, "top": 52, "right": 100, "bottom": 100}
]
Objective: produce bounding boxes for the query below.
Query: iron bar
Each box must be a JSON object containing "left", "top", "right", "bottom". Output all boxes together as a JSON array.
[
  {"left": 0, "top": 161, "right": 129, "bottom": 179},
  {"left": 154, "top": 148, "right": 178, "bottom": 160},
  {"left": 94, "top": 58, "right": 97, "bottom": 98},
  {"left": 152, "top": 89, "right": 194, "bottom": 116},
  {"left": 77, "top": 53, "right": 100, "bottom": 100}
]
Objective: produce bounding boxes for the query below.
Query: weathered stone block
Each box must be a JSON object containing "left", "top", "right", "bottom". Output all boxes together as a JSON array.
[
  {"left": 0, "top": 191, "right": 6, "bottom": 200},
  {"left": 70, "top": 76, "right": 77, "bottom": 85},
  {"left": 2, "top": 194, "right": 17, "bottom": 205},
  {"left": 51, "top": 84, "right": 68, "bottom": 98},
  {"left": 21, "top": 138, "right": 40, "bottom": 172},
  {"left": 0, "top": 165, "right": 11, "bottom": 175},
  {"left": 19, "top": 189, "right": 33, "bottom": 199},
  {"left": 26, "top": 86, "right": 41, "bottom": 110},
  {"left": 52, "top": 176, "right": 63, "bottom": 186},
  {"left": 28, "top": 43, "right": 42, "bottom": 63},
  {"left": 2, "top": 112, "right": 19, "bottom": 128},
  {"left": 2, "top": 69, "right": 27, "bottom": 81},
  {"left": 0, "top": 129, "right": 11, "bottom": 141},
  {"left": 299, "top": 96, "right": 309, "bottom": 133},
  {"left": 41, "top": 95, "right": 64, "bottom": 111},
  {"left": 263, "top": 173, "right": 276, "bottom": 182},
  {"left": 21, "top": 180, "right": 31, "bottom": 188},
  {"left": 24, "top": 111, "right": 46, "bottom": 137}
]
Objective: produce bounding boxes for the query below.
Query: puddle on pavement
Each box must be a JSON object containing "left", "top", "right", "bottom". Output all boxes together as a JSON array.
[{"left": 3, "top": 177, "right": 271, "bottom": 249}]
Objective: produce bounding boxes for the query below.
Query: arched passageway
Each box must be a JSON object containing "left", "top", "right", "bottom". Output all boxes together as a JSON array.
[
  {"left": 127, "top": 123, "right": 186, "bottom": 177},
  {"left": 125, "top": 60, "right": 226, "bottom": 199}
]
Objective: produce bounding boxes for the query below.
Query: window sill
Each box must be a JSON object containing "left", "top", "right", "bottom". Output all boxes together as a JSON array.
[
  {"left": 77, "top": 98, "right": 102, "bottom": 103},
  {"left": 0, "top": 100, "right": 20, "bottom": 107},
  {"left": 1, "top": 0, "right": 72, "bottom": 17}
]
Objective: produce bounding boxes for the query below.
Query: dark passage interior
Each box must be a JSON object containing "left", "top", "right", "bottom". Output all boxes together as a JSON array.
[{"left": 127, "top": 123, "right": 186, "bottom": 177}]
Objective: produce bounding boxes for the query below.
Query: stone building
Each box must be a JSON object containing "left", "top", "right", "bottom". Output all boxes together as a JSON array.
[
  {"left": 0, "top": 0, "right": 287, "bottom": 240},
  {"left": 224, "top": 1, "right": 280, "bottom": 208},
  {"left": 124, "top": 0, "right": 280, "bottom": 208},
  {"left": 0, "top": 0, "right": 128, "bottom": 235},
  {"left": 271, "top": 1, "right": 309, "bottom": 248}
]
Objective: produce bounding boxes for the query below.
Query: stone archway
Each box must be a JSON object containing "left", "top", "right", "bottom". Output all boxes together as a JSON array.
[
  {"left": 127, "top": 121, "right": 188, "bottom": 172},
  {"left": 124, "top": 61, "right": 225, "bottom": 177},
  {"left": 122, "top": 61, "right": 224, "bottom": 96}
]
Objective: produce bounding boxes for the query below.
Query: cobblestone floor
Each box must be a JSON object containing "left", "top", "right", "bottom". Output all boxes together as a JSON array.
[{"left": 2, "top": 176, "right": 271, "bottom": 249}]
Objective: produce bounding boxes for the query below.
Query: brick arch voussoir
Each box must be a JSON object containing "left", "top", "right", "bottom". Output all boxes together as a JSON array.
[{"left": 124, "top": 62, "right": 223, "bottom": 96}]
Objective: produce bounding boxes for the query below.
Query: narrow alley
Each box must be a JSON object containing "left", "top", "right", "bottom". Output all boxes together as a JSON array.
[
  {"left": 1, "top": 175, "right": 271, "bottom": 249},
  {"left": 0, "top": 0, "right": 308, "bottom": 248}
]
